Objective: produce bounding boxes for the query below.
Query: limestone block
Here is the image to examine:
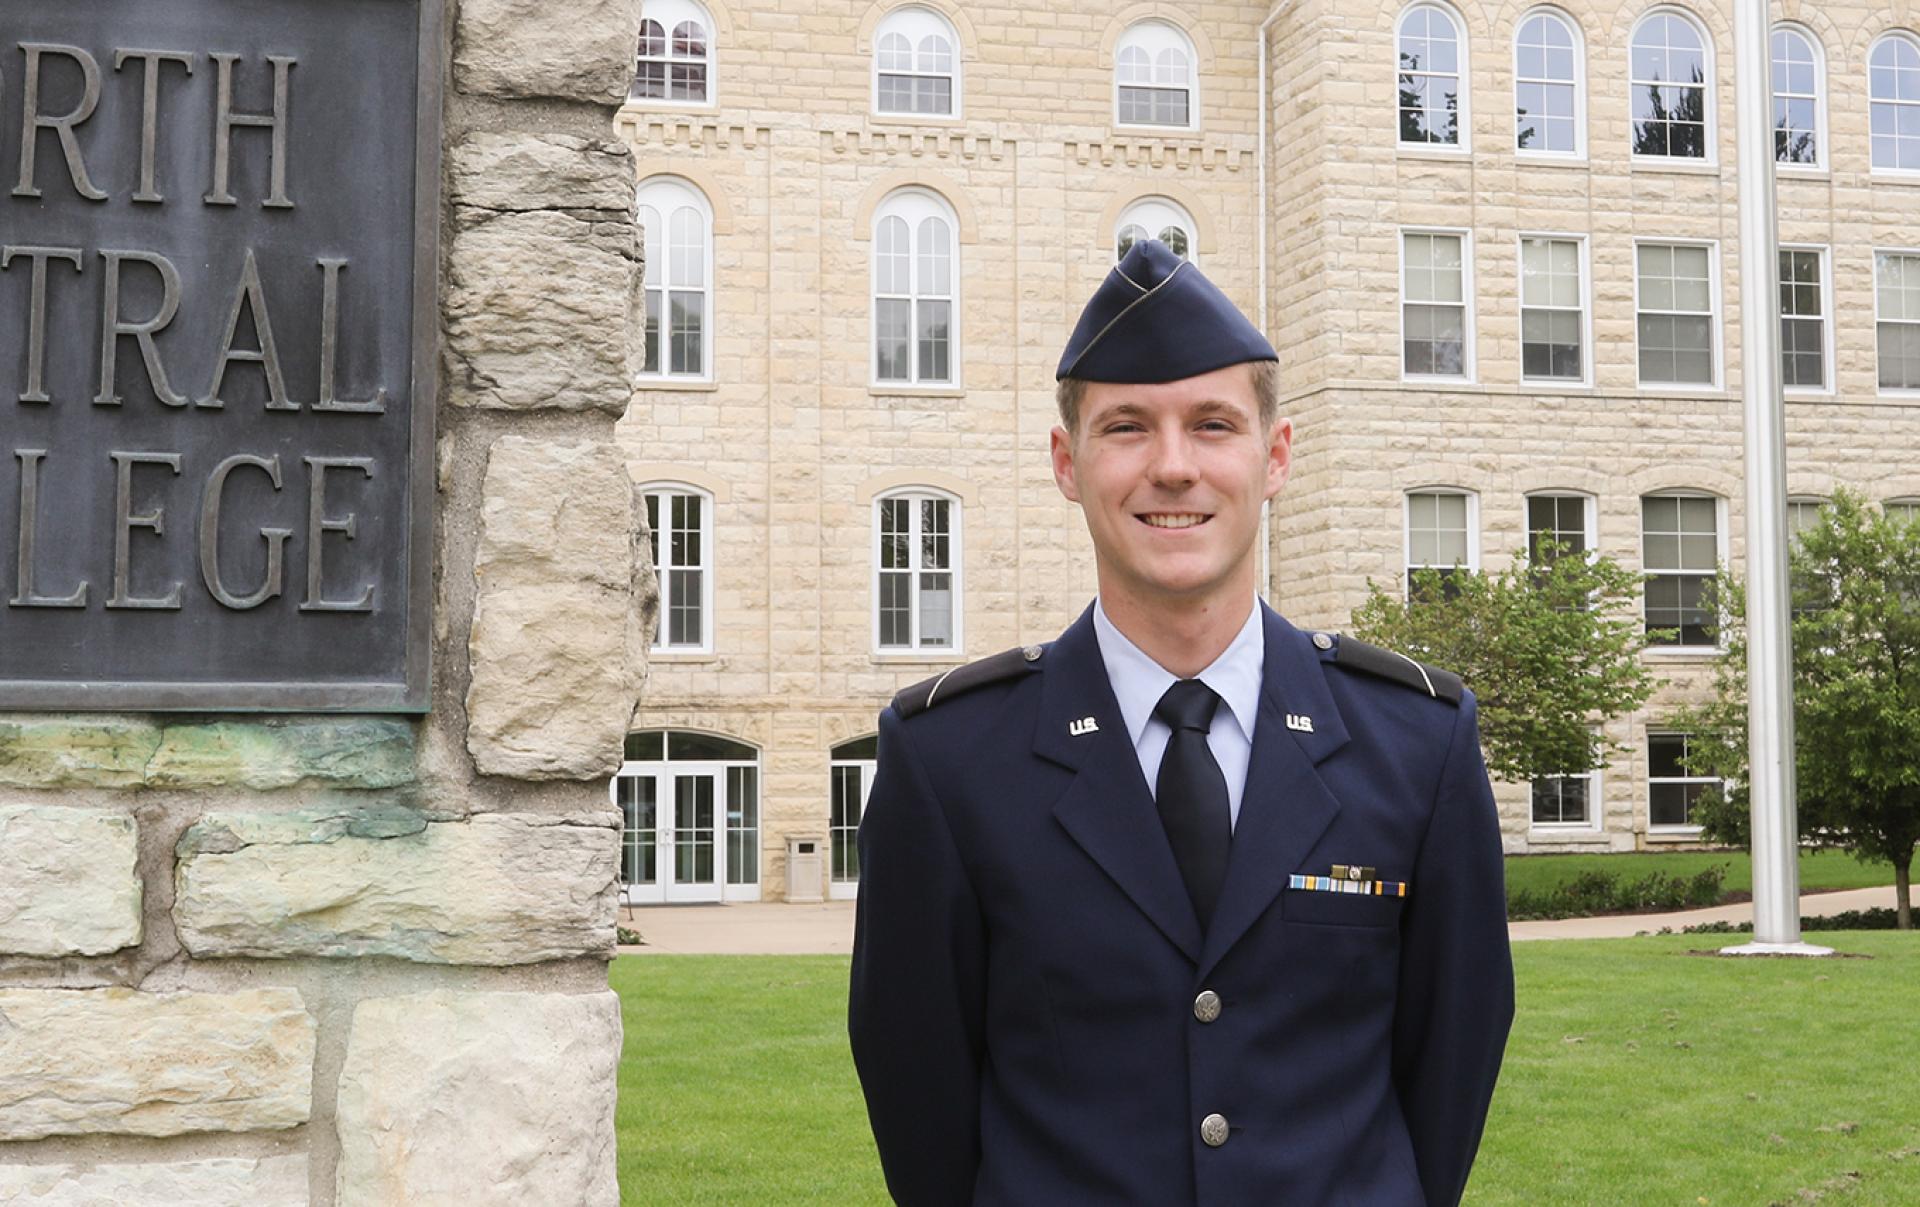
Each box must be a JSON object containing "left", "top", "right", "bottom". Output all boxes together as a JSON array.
[
  {"left": 335, "top": 990, "right": 620, "bottom": 1206},
  {"left": 175, "top": 808, "right": 618, "bottom": 964},
  {"left": 449, "top": 133, "right": 634, "bottom": 214},
  {"left": 0, "top": 716, "right": 413, "bottom": 790},
  {"left": 445, "top": 210, "right": 641, "bottom": 413},
  {"left": 0, "top": 988, "right": 314, "bottom": 1140},
  {"left": 0, "top": 1155, "right": 308, "bottom": 1206},
  {"left": 144, "top": 718, "right": 416, "bottom": 789},
  {"left": 454, "top": 0, "right": 642, "bottom": 104},
  {"left": 0, "top": 716, "right": 160, "bottom": 788},
  {"left": 466, "top": 439, "right": 653, "bottom": 779},
  {"left": 0, "top": 807, "right": 141, "bottom": 957}
]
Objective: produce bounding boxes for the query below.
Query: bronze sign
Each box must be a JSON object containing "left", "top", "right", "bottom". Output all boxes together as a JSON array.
[{"left": 0, "top": 1, "right": 441, "bottom": 709}]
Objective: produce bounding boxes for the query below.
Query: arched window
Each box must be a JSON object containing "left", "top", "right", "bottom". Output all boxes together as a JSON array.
[
  {"left": 872, "top": 189, "right": 958, "bottom": 386},
  {"left": 1629, "top": 10, "right": 1710, "bottom": 160},
  {"left": 1514, "top": 9, "right": 1582, "bottom": 155},
  {"left": 1885, "top": 498, "right": 1920, "bottom": 526},
  {"left": 874, "top": 488, "right": 961, "bottom": 652},
  {"left": 1115, "top": 21, "right": 1197, "bottom": 128},
  {"left": 829, "top": 735, "right": 879, "bottom": 898},
  {"left": 1114, "top": 196, "right": 1196, "bottom": 262},
  {"left": 633, "top": 0, "right": 713, "bottom": 104},
  {"left": 1772, "top": 25, "right": 1824, "bottom": 167},
  {"left": 639, "top": 482, "right": 714, "bottom": 652},
  {"left": 1404, "top": 488, "right": 1478, "bottom": 599},
  {"left": 874, "top": 7, "right": 958, "bottom": 117},
  {"left": 611, "top": 730, "right": 759, "bottom": 903},
  {"left": 1398, "top": 4, "right": 1466, "bottom": 147},
  {"left": 1869, "top": 34, "right": 1920, "bottom": 172},
  {"left": 635, "top": 177, "right": 713, "bottom": 381}
]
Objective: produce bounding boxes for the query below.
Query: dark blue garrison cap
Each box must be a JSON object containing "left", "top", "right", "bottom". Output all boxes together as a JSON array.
[{"left": 1056, "top": 238, "right": 1278, "bottom": 382}]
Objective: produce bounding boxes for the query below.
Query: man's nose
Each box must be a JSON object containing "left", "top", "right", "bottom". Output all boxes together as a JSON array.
[{"left": 1146, "top": 430, "right": 1199, "bottom": 487}]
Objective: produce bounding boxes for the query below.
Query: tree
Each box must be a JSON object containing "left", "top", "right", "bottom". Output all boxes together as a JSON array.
[
  {"left": 1674, "top": 491, "right": 1920, "bottom": 929},
  {"left": 1349, "top": 543, "right": 1661, "bottom": 784}
]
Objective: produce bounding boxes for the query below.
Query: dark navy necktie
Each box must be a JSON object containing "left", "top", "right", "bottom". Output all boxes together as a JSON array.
[{"left": 1153, "top": 679, "right": 1232, "bottom": 931}]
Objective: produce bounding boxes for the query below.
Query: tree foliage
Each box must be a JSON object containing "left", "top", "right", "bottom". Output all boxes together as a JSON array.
[
  {"left": 1674, "top": 491, "right": 1920, "bottom": 929},
  {"left": 1349, "top": 544, "right": 1660, "bottom": 784}
]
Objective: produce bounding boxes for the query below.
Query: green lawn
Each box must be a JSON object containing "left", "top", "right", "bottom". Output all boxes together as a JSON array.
[
  {"left": 614, "top": 936, "right": 1920, "bottom": 1205},
  {"left": 1503, "top": 847, "right": 1892, "bottom": 905}
]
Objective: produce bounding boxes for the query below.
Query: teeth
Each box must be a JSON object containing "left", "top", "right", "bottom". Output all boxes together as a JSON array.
[{"left": 1141, "top": 514, "right": 1208, "bottom": 529}]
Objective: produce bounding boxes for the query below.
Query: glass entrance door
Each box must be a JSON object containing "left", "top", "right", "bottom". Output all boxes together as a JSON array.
[{"left": 613, "top": 769, "right": 722, "bottom": 904}]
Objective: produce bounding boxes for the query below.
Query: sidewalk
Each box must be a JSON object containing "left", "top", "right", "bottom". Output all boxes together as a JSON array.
[{"left": 616, "top": 885, "right": 1906, "bottom": 955}]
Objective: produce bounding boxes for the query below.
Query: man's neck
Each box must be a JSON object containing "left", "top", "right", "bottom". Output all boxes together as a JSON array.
[{"left": 1097, "top": 586, "right": 1258, "bottom": 680}]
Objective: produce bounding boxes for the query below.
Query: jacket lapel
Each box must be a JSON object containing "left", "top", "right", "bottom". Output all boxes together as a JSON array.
[
  {"left": 1198, "top": 605, "right": 1352, "bottom": 980},
  {"left": 1039, "top": 606, "right": 1204, "bottom": 963}
]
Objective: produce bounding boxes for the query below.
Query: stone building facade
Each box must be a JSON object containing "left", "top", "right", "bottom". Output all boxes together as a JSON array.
[
  {"left": 613, "top": 0, "right": 1920, "bottom": 903},
  {"left": 0, "top": 1, "right": 651, "bottom": 1202}
]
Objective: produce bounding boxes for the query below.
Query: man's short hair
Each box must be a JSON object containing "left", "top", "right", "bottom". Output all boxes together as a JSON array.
[{"left": 1055, "top": 360, "right": 1281, "bottom": 435}]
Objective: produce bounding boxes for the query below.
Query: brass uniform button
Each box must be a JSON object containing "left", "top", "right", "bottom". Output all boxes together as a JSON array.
[
  {"left": 1022, "top": 645, "right": 1044, "bottom": 662},
  {"left": 1311, "top": 632, "right": 1333, "bottom": 651},
  {"left": 1200, "top": 1113, "right": 1230, "bottom": 1147},
  {"left": 1193, "top": 989, "right": 1222, "bottom": 1024}
]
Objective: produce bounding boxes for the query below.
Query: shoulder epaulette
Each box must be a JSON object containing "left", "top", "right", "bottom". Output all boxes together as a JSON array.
[
  {"left": 892, "top": 644, "right": 1045, "bottom": 719},
  {"left": 1326, "top": 635, "right": 1464, "bottom": 704}
]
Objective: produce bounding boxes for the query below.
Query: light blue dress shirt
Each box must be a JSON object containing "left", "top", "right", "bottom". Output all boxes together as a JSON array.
[{"left": 1092, "top": 598, "right": 1264, "bottom": 832}]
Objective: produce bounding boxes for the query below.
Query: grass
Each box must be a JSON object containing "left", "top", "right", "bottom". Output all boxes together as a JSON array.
[
  {"left": 1504, "top": 848, "right": 1892, "bottom": 909},
  {"left": 613, "top": 936, "right": 1920, "bottom": 1205}
]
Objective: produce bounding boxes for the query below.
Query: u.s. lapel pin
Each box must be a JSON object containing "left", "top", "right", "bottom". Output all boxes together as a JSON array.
[
  {"left": 1069, "top": 716, "right": 1099, "bottom": 736},
  {"left": 1285, "top": 713, "right": 1315, "bottom": 734}
]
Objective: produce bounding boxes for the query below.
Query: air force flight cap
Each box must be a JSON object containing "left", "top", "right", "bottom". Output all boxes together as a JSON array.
[{"left": 1056, "top": 238, "right": 1278, "bottom": 382}]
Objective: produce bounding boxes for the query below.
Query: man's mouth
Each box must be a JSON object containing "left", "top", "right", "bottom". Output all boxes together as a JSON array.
[{"left": 1137, "top": 513, "right": 1212, "bottom": 529}]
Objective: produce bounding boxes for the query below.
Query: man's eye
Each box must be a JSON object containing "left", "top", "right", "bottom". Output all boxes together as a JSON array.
[{"left": 1105, "top": 423, "right": 1143, "bottom": 434}]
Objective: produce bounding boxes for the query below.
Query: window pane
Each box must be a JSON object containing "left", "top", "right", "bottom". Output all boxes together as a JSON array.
[
  {"left": 918, "top": 300, "right": 951, "bottom": 383},
  {"left": 918, "top": 572, "right": 953, "bottom": 647},
  {"left": 669, "top": 291, "right": 703, "bottom": 375},
  {"left": 875, "top": 298, "right": 911, "bottom": 381}
]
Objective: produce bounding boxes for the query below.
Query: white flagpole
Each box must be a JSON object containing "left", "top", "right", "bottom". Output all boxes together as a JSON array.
[{"left": 1722, "top": 0, "right": 1830, "bottom": 957}]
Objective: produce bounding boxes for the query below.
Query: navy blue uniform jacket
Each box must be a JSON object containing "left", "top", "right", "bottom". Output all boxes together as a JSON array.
[{"left": 848, "top": 603, "right": 1514, "bottom": 1206}]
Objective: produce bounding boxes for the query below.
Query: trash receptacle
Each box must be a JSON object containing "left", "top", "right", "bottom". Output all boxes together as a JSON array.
[{"left": 786, "top": 835, "right": 825, "bottom": 903}]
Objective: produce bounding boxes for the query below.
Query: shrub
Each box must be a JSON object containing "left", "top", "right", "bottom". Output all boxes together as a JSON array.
[
  {"left": 1508, "top": 864, "right": 1729, "bottom": 920},
  {"left": 1679, "top": 908, "right": 1903, "bottom": 935}
]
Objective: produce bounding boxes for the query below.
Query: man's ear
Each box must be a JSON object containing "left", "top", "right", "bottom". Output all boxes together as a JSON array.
[
  {"left": 1265, "top": 417, "right": 1293, "bottom": 501},
  {"left": 1050, "top": 425, "right": 1081, "bottom": 504}
]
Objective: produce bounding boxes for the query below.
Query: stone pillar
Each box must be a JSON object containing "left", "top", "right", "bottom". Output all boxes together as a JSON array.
[{"left": 0, "top": 1, "right": 650, "bottom": 1203}]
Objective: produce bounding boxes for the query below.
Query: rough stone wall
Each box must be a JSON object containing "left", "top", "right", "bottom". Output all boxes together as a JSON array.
[{"left": 0, "top": 0, "right": 649, "bottom": 1202}]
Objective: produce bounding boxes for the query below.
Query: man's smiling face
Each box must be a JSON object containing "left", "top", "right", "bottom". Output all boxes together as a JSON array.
[{"left": 1051, "top": 363, "right": 1291, "bottom": 614}]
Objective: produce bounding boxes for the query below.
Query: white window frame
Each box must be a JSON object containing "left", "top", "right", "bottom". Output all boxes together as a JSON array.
[
  {"left": 1779, "top": 243, "right": 1832, "bottom": 396},
  {"left": 641, "top": 482, "right": 715, "bottom": 655},
  {"left": 870, "top": 188, "right": 961, "bottom": 389},
  {"left": 1772, "top": 23, "right": 1827, "bottom": 173},
  {"left": 1531, "top": 756, "right": 1602, "bottom": 831},
  {"left": 1868, "top": 33, "right": 1920, "bottom": 177},
  {"left": 1646, "top": 730, "right": 1713, "bottom": 834},
  {"left": 1627, "top": 7, "right": 1716, "bottom": 167},
  {"left": 1516, "top": 233, "right": 1592, "bottom": 387},
  {"left": 1873, "top": 246, "right": 1920, "bottom": 397},
  {"left": 632, "top": 0, "right": 716, "bottom": 108},
  {"left": 828, "top": 736, "right": 879, "bottom": 899},
  {"left": 1115, "top": 196, "right": 1199, "bottom": 264},
  {"left": 1884, "top": 498, "right": 1920, "bottom": 526},
  {"left": 1403, "top": 488, "right": 1480, "bottom": 598},
  {"left": 1632, "top": 239, "right": 1721, "bottom": 390},
  {"left": 1640, "top": 491, "right": 1725, "bottom": 653},
  {"left": 872, "top": 6, "right": 961, "bottom": 120},
  {"left": 1399, "top": 228, "right": 1475, "bottom": 383},
  {"left": 635, "top": 177, "right": 715, "bottom": 384},
  {"left": 1513, "top": 6, "right": 1586, "bottom": 160},
  {"left": 872, "top": 489, "right": 964, "bottom": 655},
  {"left": 1524, "top": 490, "right": 1598, "bottom": 565},
  {"left": 1114, "top": 20, "right": 1199, "bottom": 131},
  {"left": 1396, "top": 2, "right": 1471, "bottom": 153}
]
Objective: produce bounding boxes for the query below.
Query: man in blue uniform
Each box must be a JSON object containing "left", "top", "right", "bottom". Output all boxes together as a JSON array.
[{"left": 848, "top": 239, "right": 1513, "bottom": 1206}]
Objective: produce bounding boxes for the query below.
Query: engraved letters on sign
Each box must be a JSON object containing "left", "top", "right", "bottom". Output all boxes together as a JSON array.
[{"left": 0, "top": 2, "right": 438, "bottom": 709}]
